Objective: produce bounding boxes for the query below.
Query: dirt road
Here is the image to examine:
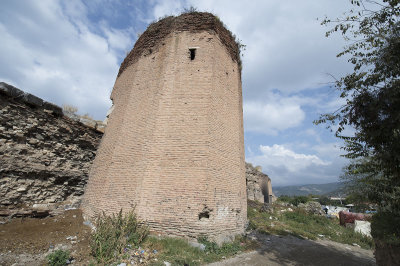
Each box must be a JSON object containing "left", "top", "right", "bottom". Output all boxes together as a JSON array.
[
  {"left": 0, "top": 209, "right": 92, "bottom": 265},
  {"left": 209, "top": 233, "right": 375, "bottom": 266}
]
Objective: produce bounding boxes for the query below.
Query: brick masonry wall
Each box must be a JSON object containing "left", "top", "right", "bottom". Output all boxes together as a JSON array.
[{"left": 82, "top": 29, "right": 246, "bottom": 242}]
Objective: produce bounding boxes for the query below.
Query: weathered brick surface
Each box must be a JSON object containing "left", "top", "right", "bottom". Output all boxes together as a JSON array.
[{"left": 82, "top": 14, "right": 246, "bottom": 242}]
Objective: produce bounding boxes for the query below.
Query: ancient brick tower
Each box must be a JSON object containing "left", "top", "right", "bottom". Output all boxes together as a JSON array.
[{"left": 82, "top": 12, "right": 246, "bottom": 242}]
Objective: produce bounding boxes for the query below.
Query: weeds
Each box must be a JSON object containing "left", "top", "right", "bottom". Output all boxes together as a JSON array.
[
  {"left": 90, "top": 209, "right": 149, "bottom": 264},
  {"left": 142, "top": 235, "right": 255, "bottom": 265},
  {"left": 46, "top": 249, "right": 70, "bottom": 266},
  {"left": 248, "top": 200, "right": 374, "bottom": 249}
]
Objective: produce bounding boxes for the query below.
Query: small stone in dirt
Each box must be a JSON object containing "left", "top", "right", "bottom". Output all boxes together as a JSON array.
[
  {"left": 66, "top": 236, "right": 77, "bottom": 241},
  {"left": 352, "top": 243, "right": 361, "bottom": 248}
]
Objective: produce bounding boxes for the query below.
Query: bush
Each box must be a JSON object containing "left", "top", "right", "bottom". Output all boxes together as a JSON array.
[
  {"left": 290, "top": 196, "right": 310, "bottom": 206},
  {"left": 277, "top": 195, "right": 311, "bottom": 206},
  {"left": 62, "top": 104, "right": 78, "bottom": 114},
  {"left": 198, "top": 236, "right": 241, "bottom": 256},
  {"left": 46, "top": 249, "right": 70, "bottom": 266},
  {"left": 90, "top": 209, "right": 149, "bottom": 264},
  {"left": 278, "top": 195, "right": 292, "bottom": 202}
]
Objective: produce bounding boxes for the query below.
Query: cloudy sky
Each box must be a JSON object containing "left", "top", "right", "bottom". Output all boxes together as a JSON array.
[{"left": 0, "top": 0, "right": 355, "bottom": 186}]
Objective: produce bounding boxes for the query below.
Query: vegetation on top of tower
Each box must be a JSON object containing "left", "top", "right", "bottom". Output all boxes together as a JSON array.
[{"left": 118, "top": 10, "right": 245, "bottom": 77}]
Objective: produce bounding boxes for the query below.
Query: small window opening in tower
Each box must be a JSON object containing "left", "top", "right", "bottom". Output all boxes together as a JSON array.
[{"left": 189, "top": 48, "right": 196, "bottom": 60}]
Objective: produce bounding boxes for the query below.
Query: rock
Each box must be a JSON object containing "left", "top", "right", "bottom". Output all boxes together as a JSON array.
[
  {"left": 354, "top": 220, "right": 371, "bottom": 238},
  {"left": 299, "top": 201, "right": 325, "bottom": 215},
  {"left": 43, "top": 101, "right": 63, "bottom": 116},
  {"left": 66, "top": 236, "right": 77, "bottom": 241},
  {"left": 22, "top": 93, "right": 43, "bottom": 107},
  {"left": 33, "top": 203, "right": 53, "bottom": 212},
  {"left": 260, "top": 203, "right": 273, "bottom": 213},
  {"left": 164, "top": 262, "right": 171, "bottom": 266},
  {"left": 0, "top": 82, "right": 24, "bottom": 98},
  {"left": 246, "top": 163, "right": 275, "bottom": 204},
  {"left": 16, "top": 186, "right": 27, "bottom": 192}
]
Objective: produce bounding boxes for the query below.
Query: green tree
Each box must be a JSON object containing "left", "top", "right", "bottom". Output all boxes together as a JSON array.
[{"left": 315, "top": 0, "right": 400, "bottom": 242}]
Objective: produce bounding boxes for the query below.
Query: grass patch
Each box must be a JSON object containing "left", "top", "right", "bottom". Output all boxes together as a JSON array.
[
  {"left": 142, "top": 235, "right": 256, "bottom": 266},
  {"left": 247, "top": 200, "right": 374, "bottom": 249},
  {"left": 46, "top": 249, "right": 70, "bottom": 266}
]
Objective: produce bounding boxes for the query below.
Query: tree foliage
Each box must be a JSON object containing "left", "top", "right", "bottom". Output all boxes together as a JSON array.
[{"left": 315, "top": 0, "right": 400, "bottom": 220}]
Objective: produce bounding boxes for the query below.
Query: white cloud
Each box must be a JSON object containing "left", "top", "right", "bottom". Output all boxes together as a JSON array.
[
  {"left": 244, "top": 100, "right": 305, "bottom": 135},
  {"left": 0, "top": 0, "right": 135, "bottom": 120},
  {"left": 1, "top": 0, "right": 353, "bottom": 186},
  {"left": 152, "top": 0, "right": 184, "bottom": 19},
  {"left": 260, "top": 144, "right": 329, "bottom": 172},
  {"left": 170, "top": 0, "right": 354, "bottom": 96},
  {"left": 247, "top": 144, "right": 347, "bottom": 186}
]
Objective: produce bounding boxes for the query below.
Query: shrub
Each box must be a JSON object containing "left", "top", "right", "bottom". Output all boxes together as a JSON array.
[
  {"left": 90, "top": 209, "right": 149, "bottom": 264},
  {"left": 278, "top": 195, "right": 292, "bottom": 202},
  {"left": 290, "top": 196, "right": 310, "bottom": 206},
  {"left": 62, "top": 104, "right": 78, "bottom": 114},
  {"left": 277, "top": 195, "right": 311, "bottom": 206},
  {"left": 198, "top": 236, "right": 241, "bottom": 256},
  {"left": 46, "top": 249, "right": 70, "bottom": 266}
]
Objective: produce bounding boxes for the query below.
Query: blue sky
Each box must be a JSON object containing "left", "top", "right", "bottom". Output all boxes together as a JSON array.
[{"left": 0, "top": 0, "right": 355, "bottom": 186}]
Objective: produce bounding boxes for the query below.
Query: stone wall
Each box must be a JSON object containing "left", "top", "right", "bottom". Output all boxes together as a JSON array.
[
  {"left": 246, "top": 163, "right": 274, "bottom": 204},
  {"left": 0, "top": 81, "right": 274, "bottom": 218},
  {"left": 0, "top": 82, "right": 102, "bottom": 211}
]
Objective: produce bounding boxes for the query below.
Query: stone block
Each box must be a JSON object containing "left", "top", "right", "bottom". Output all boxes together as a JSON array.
[
  {"left": 354, "top": 220, "right": 371, "bottom": 237},
  {"left": 43, "top": 101, "right": 63, "bottom": 116},
  {"left": 22, "top": 93, "right": 43, "bottom": 107},
  {"left": 0, "top": 82, "right": 24, "bottom": 98}
]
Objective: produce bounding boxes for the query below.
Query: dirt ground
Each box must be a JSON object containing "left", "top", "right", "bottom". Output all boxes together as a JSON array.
[
  {"left": 0, "top": 209, "right": 93, "bottom": 265},
  {"left": 208, "top": 232, "right": 376, "bottom": 266},
  {"left": 0, "top": 210, "right": 376, "bottom": 266}
]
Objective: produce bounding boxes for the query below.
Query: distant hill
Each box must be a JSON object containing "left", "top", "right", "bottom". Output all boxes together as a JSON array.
[{"left": 273, "top": 182, "right": 345, "bottom": 197}]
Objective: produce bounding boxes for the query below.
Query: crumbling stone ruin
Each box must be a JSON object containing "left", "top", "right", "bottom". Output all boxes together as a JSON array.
[
  {"left": 0, "top": 82, "right": 274, "bottom": 220},
  {"left": 0, "top": 82, "right": 102, "bottom": 215},
  {"left": 82, "top": 12, "right": 247, "bottom": 242},
  {"left": 246, "top": 163, "right": 275, "bottom": 204}
]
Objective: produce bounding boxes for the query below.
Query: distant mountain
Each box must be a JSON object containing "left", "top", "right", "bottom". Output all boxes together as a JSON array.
[{"left": 273, "top": 182, "right": 345, "bottom": 197}]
